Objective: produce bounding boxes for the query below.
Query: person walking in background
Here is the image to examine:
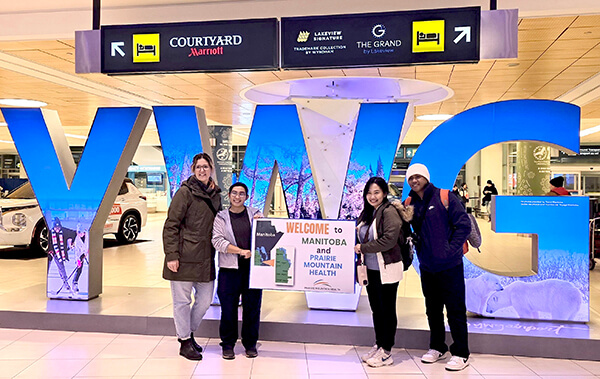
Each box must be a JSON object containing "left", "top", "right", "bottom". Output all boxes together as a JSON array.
[
  {"left": 354, "top": 177, "right": 412, "bottom": 368},
  {"left": 212, "top": 182, "right": 263, "bottom": 360},
  {"left": 547, "top": 176, "right": 570, "bottom": 196},
  {"left": 163, "top": 153, "right": 222, "bottom": 361},
  {"left": 405, "top": 163, "right": 472, "bottom": 371},
  {"left": 458, "top": 183, "right": 469, "bottom": 210},
  {"left": 481, "top": 180, "right": 498, "bottom": 222}
]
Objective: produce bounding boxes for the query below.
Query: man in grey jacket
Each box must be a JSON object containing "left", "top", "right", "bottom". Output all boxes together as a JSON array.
[{"left": 212, "top": 182, "right": 263, "bottom": 360}]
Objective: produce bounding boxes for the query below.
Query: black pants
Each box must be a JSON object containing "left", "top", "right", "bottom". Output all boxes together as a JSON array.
[
  {"left": 365, "top": 269, "right": 399, "bottom": 351},
  {"left": 217, "top": 267, "right": 262, "bottom": 350},
  {"left": 420, "top": 262, "right": 469, "bottom": 358}
]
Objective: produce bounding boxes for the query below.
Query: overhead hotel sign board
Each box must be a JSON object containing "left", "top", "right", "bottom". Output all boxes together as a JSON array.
[
  {"left": 281, "top": 7, "right": 480, "bottom": 69},
  {"left": 101, "top": 18, "right": 278, "bottom": 74}
]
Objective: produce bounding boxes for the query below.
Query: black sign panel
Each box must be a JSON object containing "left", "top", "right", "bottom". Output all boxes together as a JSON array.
[
  {"left": 282, "top": 7, "right": 480, "bottom": 69},
  {"left": 101, "top": 18, "right": 278, "bottom": 74}
]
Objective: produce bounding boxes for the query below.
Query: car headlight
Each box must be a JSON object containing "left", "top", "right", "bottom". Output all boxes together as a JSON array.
[{"left": 12, "top": 213, "right": 27, "bottom": 228}]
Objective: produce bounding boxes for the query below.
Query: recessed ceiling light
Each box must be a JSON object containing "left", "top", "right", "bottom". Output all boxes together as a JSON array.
[
  {"left": 0, "top": 122, "right": 7, "bottom": 127},
  {"left": 0, "top": 99, "right": 47, "bottom": 107},
  {"left": 581, "top": 124, "right": 600, "bottom": 137},
  {"left": 65, "top": 133, "right": 88, "bottom": 140},
  {"left": 0, "top": 140, "right": 13, "bottom": 144},
  {"left": 417, "top": 114, "right": 453, "bottom": 121}
]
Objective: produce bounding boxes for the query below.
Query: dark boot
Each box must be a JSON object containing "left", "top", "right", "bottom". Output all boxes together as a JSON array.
[
  {"left": 190, "top": 332, "right": 203, "bottom": 352},
  {"left": 178, "top": 338, "right": 202, "bottom": 360}
]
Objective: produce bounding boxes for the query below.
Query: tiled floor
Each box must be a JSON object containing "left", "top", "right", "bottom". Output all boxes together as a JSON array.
[{"left": 1, "top": 327, "right": 600, "bottom": 378}]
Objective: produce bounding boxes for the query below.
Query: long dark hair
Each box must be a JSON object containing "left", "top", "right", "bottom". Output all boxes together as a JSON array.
[{"left": 358, "top": 177, "right": 389, "bottom": 225}]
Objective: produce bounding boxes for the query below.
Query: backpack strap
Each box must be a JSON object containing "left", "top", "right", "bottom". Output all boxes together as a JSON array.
[{"left": 440, "top": 189, "right": 449, "bottom": 209}]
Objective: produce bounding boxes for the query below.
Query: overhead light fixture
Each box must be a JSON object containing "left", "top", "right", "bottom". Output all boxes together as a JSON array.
[
  {"left": 580, "top": 124, "right": 600, "bottom": 137},
  {"left": 0, "top": 98, "right": 47, "bottom": 107},
  {"left": 0, "top": 140, "right": 13, "bottom": 144},
  {"left": 65, "top": 133, "right": 88, "bottom": 140},
  {"left": 0, "top": 122, "right": 7, "bottom": 126},
  {"left": 417, "top": 114, "right": 453, "bottom": 121}
]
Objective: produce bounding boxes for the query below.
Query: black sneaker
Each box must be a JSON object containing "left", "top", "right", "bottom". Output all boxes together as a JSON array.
[
  {"left": 245, "top": 346, "right": 258, "bottom": 358},
  {"left": 222, "top": 347, "right": 235, "bottom": 360},
  {"left": 179, "top": 338, "right": 202, "bottom": 361}
]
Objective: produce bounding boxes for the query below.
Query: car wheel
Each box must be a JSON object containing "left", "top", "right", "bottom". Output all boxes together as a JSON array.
[
  {"left": 116, "top": 213, "right": 140, "bottom": 243},
  {"left": 33, "top": 221, "right": 49, "bottom": 253}
]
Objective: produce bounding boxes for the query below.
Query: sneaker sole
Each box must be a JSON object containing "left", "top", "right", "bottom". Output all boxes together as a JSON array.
[
  {"left": 421, "top": 352, "right": 448, "bottom": 364},
  {"left": 367, "top": 358, "right": 394, "bottom": 368},
  {"left": 445, "top": 363, "right": 469, "bottom": 371}
]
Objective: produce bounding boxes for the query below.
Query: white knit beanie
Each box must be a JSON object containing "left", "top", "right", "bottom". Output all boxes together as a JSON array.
[{"left": 406, "top": 163, "right": 430, "bottom": 182}]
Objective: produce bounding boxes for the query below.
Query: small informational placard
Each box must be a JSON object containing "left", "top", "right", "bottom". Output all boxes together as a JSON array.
[
  {"left": 281, "top": 6, "right": 480, "bottom": 69},
  {"left": 251, "top": 218, "right": 356, "bottom": 293}
]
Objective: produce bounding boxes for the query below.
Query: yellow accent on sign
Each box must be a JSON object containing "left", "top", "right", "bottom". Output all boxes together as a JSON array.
[
  {"left": 133, "top": 34, "right": 160, "bottom": 63},
  {"left": 412, "top": 20, "right": 445, "bottom": 53}
]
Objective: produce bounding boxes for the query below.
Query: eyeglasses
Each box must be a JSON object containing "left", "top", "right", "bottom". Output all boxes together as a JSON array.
[
  {"left": 195, "top": 165, "right": 211, "bottom": 171},
  {"left": 230, "top": 191, "right": 247, "bottom": 198}
]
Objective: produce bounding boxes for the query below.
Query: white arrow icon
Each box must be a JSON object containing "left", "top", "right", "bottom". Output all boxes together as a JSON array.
[
  {"left": 111, "top": 42, "right": 125, "bottom": 57},
  {"left": 453, "top": 26, "right": 471, "bottom": 44}
]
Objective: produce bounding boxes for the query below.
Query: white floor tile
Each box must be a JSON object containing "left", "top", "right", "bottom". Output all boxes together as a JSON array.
[
  {"left": 14, "top": 358, "right": 89, "bottom": 378},
  {"left": 134, "top": 357, "right": 198, "bottom": 376},
  {"left": 575, "top": 360, "right": 600, "bottom": 375},
  {"left": 0, "top": 359, "right": 35, "bottom": 378},
  {"left": 95, "top": 340, "right": 161, "bottom": 359},
  {"left": 75, "top": 358, "right": 146, "bottom": 377},
  {"left": 0, "top": 341, "right": 59, "bottom": 360},
  {"left": 42, "top": 343, "right": 107, "bottom": 360},
  {"left": 469, "top": 354, "right": 536, "bottom": 375},
  {"left": 61, "top": 332, "right": 118, "bottom": 346},
  {"left": 516, "top": 356, "right": 594, "bottom": 376}
]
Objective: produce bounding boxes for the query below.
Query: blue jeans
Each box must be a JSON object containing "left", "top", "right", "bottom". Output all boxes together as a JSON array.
[{"left": 170, "top": 280, "right": 214, "bottom": 340}]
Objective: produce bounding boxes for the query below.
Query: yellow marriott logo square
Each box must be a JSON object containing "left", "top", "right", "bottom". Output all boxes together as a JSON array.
[
  {"left": 133, "top": 34, "right": 160, "bottom": 63},
  {"left": 412, "top": 20, "right": 445, "bottom": 53}
]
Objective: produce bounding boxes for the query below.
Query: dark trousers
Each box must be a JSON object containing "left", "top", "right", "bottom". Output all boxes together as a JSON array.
[
  {"left": 365, "top": 269, "right": 399, "bottom": 351},
  {"left": 420, "top": 262, "right": 470, "bottom": 358},
  {"left": 217, "top": 267, "right": 262, "bottom": 350}
]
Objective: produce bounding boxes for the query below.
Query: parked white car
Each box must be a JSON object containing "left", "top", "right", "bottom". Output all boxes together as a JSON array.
[{"left": 0, "top": 178, "right": 147, "bottom": 252}]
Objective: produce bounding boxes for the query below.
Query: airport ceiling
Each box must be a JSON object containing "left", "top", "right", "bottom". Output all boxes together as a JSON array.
[{"left": 0, "top": 1, "right": 599, "bottom": 152}]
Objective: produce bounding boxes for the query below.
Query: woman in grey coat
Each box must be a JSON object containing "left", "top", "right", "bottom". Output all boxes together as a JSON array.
[{"left": 163, "top": 152, "right": 222, "bottom": 360}]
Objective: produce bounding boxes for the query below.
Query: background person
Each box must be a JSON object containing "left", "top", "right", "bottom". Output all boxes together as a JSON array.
[
  {"left": 458, "top": 183, "right": 469, "bottom": 210},
  {"left": 163, "top": 152, "right": 222, "bottom": 361},
  {"left": 405, "top": 163, "right": 472, "bottom": 371},
  {"left": 354, "top": 176, "right": 410, "bottom": 368},
  {"left": 547, "top": 176, "right": 570, "bottom": 196},
  {"left": 481, "top": 180, "right": 498, "bottom": 222},
  {"left": 212, "top": 182, "right": 263, "bottom": 360}
]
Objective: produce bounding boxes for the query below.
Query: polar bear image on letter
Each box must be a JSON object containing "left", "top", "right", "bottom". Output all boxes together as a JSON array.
[
  {"left": 465, "top": 273, "right": 503, "bottom": 315},
  {"left": 486, "top": 279, "right": 582, "bottom": 321}
]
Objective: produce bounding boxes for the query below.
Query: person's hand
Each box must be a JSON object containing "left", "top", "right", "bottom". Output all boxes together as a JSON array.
[
  {"left": 253, "top": 213, "right": 263, "bottom": 219},
  {"left": 354, "top": 244, "right": 362, "bottom": 254},
  {"left": 167, "top": 260, "right": 179, "bottom": 272},
  {"left": 239, "top": 249, "right": 252, "bottom": 259}
]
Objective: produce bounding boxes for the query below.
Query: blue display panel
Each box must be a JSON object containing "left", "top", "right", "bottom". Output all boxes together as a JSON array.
[
  {"left": 1, "top": 107, "right": 150, "bottom": 300},
  {"left": 153, "top": 106, "right": 211, "bottom": 197},
  {"left": 404, "top": 99, "right": 585, "bottom": 322},
  {"left": 338, "top": 102, "right": 408, "bottom": 219},
  {"left": 240, "top": 105, "right": 321, "bottom": 219}
]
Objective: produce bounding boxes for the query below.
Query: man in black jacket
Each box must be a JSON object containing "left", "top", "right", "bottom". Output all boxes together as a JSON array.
[{"left": 405, "top": 163, "right": 472, "bottom": 371}]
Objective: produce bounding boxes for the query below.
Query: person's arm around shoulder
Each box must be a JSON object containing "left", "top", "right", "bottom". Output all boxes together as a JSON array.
[
  {"left": 446, "top": 193, "right": 471, "bottom": 254},
  {"left": 163, "top": 187, "right": 190, "bottom": 272},
  {"left": 360, "top": 205, "right": 401, "bottom": 254}
]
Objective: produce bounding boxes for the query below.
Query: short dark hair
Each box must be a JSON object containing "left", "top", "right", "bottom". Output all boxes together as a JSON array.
[{"left": 229, "top": 182, "right": 249, "bottom": 195}]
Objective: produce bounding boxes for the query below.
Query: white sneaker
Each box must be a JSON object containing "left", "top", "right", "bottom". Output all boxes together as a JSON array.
[
  {"left": 445, "top": 355, "right": 469, "bottom": 371},
  {"left": 421, "top": 349, "right": 448, "bottom": 363},
  {"left": 366, "top": 347, "right": 393, "bottom": 368},
  {"left": 361, "top": 344, "right": 378, "bottom": 362}
]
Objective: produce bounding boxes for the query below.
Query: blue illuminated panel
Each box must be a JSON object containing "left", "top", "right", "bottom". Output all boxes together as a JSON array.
[
  {"left": 153, "top": 106, "right": 210, "bottom": 197},
  {"left": 240, "top": 105, "right": 321, "bottom": 219},
  {"left": 338, "top": 102, "right": 408, "bottom": 219},
  {"left": 404, "top": 99, "right": 585, "bottom": 322},
  {"left": 2, "top": 107, "right": 150, "bottom": 300}
]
